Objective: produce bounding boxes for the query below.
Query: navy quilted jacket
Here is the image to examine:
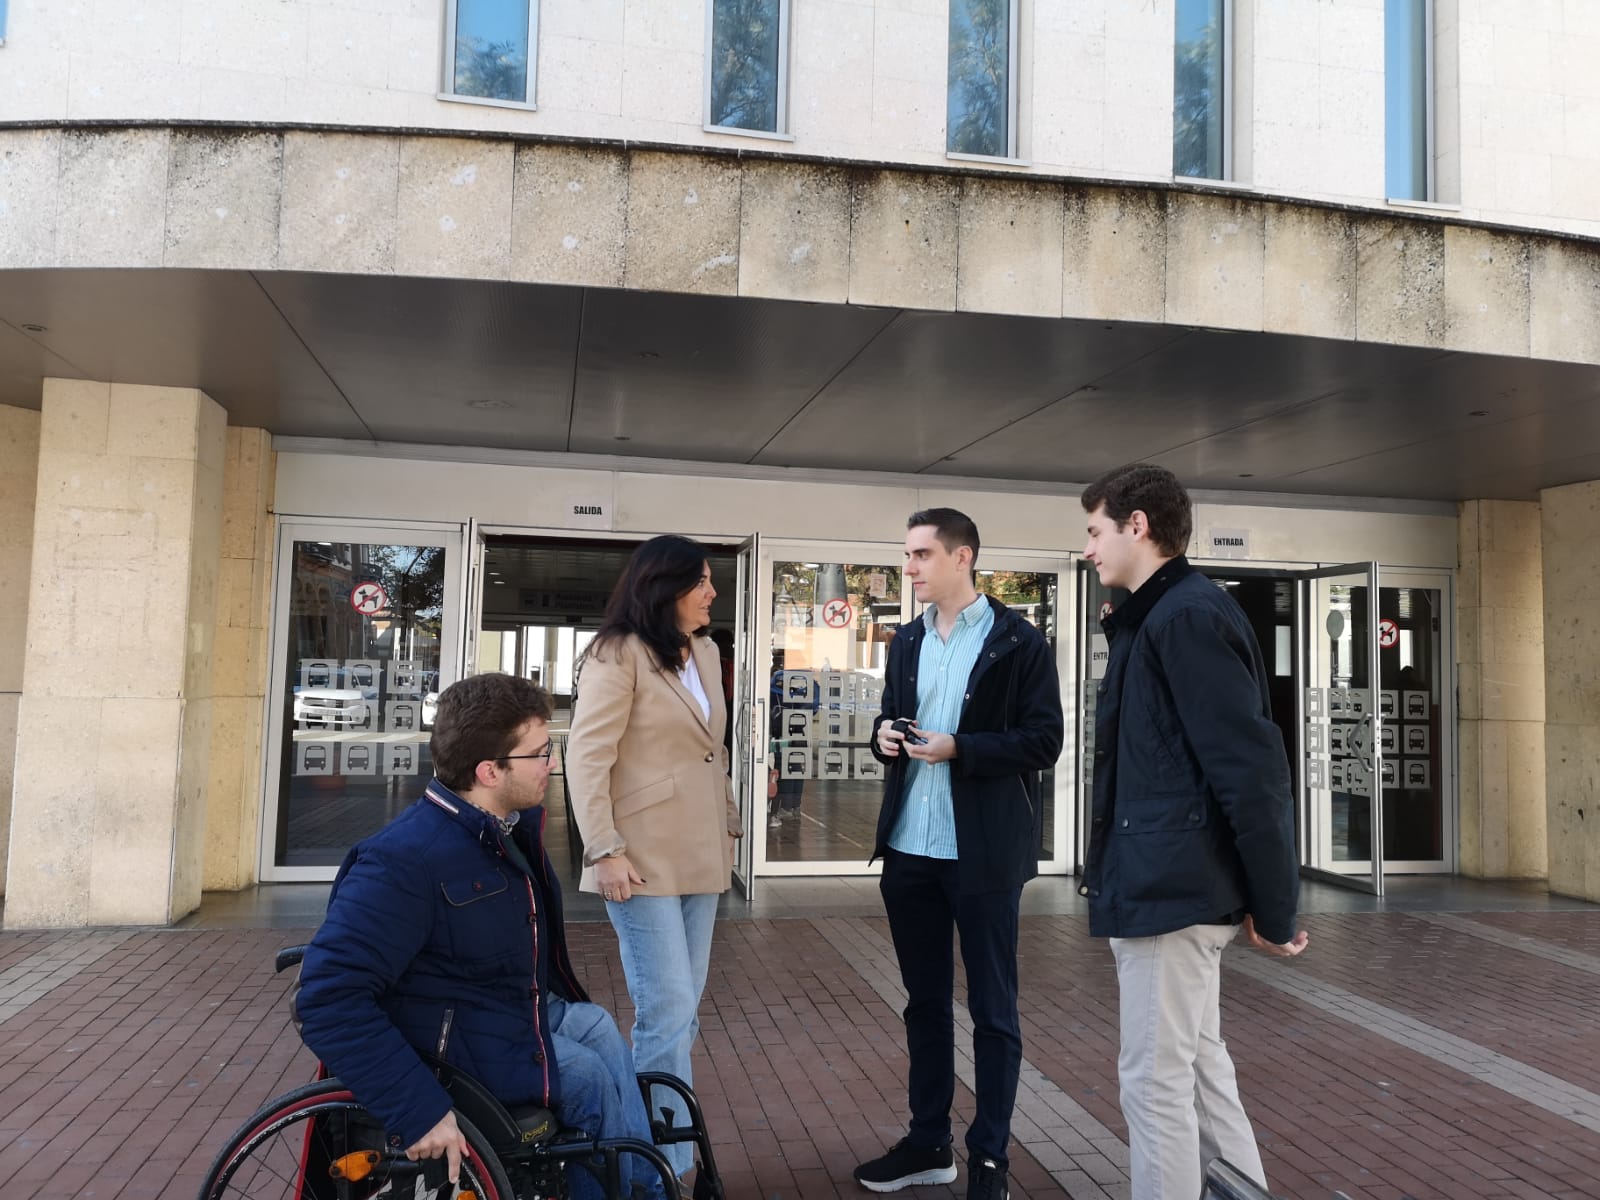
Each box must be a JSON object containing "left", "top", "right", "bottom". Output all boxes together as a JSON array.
[{"left": 296, "top": 782, "right": 588, "bottom": 1148}]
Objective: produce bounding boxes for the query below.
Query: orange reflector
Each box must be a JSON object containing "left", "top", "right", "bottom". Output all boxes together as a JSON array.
[
  {"left": 328, "top": 1150, "right": 381, "bottom": 1181},
  {"left": 460, "top": 1192, "right": 478, "bottom": 1200}
]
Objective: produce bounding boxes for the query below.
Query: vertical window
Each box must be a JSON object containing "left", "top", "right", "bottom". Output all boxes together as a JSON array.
[
  {"left": 707, "top": 0, "right": 789, "bottom": 135},
  {"left": 1385, "top": 0, "right": 1433, "bottom": 200},
  {"left": 947, "top": 0, "right": 1017, "bottom": 159},
  {"left": 0, "top": 0, "right": 9, "bottom": 47},
  {"left": 443, "top": 0, "right": 538, "bottom": 107},
  {"left": 1173, "top": 0, "right": 1230, "bottom": 179}
]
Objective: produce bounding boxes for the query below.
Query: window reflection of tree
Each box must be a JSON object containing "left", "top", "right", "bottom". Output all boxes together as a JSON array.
[
  {"left": 454, "top": 37, "right": 526, "bottom": 101},
  {"left": 948, "top": 0, "right": 1010, "bottom": 157},
  {"left": 1173, "top": 8, "right": 1222, "bottom": 178},
  {"left": 710, "top": 0, "right": 780, "bottom": 131}
]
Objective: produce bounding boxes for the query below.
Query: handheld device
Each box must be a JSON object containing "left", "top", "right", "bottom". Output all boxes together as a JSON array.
[{"left": 890, "top": 718, "right": 927, "bottom": 745}]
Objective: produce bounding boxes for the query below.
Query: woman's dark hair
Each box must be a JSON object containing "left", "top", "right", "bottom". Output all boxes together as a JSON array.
[
  {"left": 430, "top": 672, "right": 553, "bottom": 791},
  {"left": 1080, "top": 463, "right": 1193, "bottom": 558},
  {"left": 589, "top": 534, "right": 711, "bottom": 672}
]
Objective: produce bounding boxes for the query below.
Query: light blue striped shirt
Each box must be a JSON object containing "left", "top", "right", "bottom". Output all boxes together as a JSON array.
[{"left": 887, "top": 593, "right": 994, "bottom": 860}]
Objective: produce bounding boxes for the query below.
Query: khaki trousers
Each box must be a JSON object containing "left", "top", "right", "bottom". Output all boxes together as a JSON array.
[{"left": 1110, "top": 924, "right": 1267, "bottom": 1200}]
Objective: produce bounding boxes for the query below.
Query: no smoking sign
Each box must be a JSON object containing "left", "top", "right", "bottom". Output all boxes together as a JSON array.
[{"left": 821, "top": 598, "right": 854, "bottom": 628}]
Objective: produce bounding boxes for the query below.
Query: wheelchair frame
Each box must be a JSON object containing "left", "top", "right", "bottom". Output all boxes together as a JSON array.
[{"left": 196, "top": 947, "right": 726, "bottom": 1200}]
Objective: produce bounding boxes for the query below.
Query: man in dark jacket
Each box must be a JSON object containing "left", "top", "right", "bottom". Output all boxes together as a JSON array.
[
  {"left": 1080, "top": 464, "right": 1308, "bottom": 1200},
  {"left": 295, "top": 672, "right": 665, "bottom": 1200},
  {"left": 854, "top": 509, "right": 1064, "bottom": 1200}
]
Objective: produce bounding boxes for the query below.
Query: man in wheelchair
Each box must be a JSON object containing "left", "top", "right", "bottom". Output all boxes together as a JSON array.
[{"left": 294, "top": 672, "right": 669, "bottom": 1200}]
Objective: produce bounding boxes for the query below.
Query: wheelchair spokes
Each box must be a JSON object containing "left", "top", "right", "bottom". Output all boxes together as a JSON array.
[{"left": 200, "top": 1084, "right": 510, "bottom": 1200}]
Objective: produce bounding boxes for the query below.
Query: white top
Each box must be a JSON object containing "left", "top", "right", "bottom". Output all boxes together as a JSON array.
[{"left": 678, "top": 654, "right": 711, "bottom": 722}]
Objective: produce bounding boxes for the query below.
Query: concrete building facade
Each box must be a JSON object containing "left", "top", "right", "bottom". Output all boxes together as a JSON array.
[{"left": 2, "top": 0, "right": 1599, "bottom": 925}]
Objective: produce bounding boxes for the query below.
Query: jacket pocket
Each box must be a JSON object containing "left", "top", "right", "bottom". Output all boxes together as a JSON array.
[
  {"left": 615, "top": 776, "right": 675, "bottom": 820},
  {"left": 1113, "top": 792, "right": 1207, "bottom": 835},
  {"left": 440, "top": 869, "right": 511, "bottom": 906}
]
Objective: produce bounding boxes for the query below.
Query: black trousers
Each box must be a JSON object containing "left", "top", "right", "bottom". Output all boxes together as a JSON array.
[{"left": 880, "top": 849, "right": 1023, "bottom": 1166}]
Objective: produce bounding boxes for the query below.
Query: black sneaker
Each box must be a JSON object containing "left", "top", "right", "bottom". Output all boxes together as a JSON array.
[
  {"left": 853, "top": 1138, "right": 958, "bottom": 1192},
  {"left": 966, "top": 1157, "right": 1009, "bottom": 1200}
]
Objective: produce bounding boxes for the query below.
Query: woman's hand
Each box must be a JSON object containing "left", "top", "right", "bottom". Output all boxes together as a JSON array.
[{"left": 595, "top": 853, "right": 645, "bottom": 902}]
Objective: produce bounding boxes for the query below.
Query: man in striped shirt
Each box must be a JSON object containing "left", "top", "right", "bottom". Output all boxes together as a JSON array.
[{"left": 854, "top": 509, "right": 1064, "bottom": 1200}]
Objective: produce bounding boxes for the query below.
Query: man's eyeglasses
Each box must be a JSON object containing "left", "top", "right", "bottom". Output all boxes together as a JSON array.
[{"left": 497, "top": 742, "right": 556, "bottom": 766}]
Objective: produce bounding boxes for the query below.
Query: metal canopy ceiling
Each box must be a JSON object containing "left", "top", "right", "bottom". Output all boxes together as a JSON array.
[{"left": 2, "top": 267, "right": 1598, "bottom": 502}]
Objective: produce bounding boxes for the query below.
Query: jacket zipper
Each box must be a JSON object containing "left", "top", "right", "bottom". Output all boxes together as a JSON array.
[{"left": 521, "top": 872, "right": 550, "bottom": 1102}]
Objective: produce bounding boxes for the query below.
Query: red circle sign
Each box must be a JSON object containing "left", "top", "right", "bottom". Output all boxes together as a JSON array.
[
  {"left": 821, "top": 599, "right": 854, "bottom": 628},
  {"left": 351, "top": 581, "right": 389, "bottom": 616},
  {"left": 1378, "top": 618, "right": 1399, "bottom": 649}
]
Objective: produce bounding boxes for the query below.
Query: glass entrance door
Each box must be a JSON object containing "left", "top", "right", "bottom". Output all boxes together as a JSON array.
[
  {"left": 971, "top": 555, "right": 1073, "bottom": 872},
  {"left": 751, "top": 540, "right": 911, "bottom": 876},
  {"left": 1299, "top": 562, "right": 1385, "bottom": 895},
  {"left": 261, "top": 521, "right": 463, "bottom": 880}
]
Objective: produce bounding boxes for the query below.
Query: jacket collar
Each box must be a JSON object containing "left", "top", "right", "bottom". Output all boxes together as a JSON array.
[
  {"left": 906, "top": 594, "right": 1013, "bottom": 644},
  {"left": 1102, "top": 555, "right": 1194, "bottom": 637},
  {"left": 425, "top": 778, "right": 544, "bottom": 847}
]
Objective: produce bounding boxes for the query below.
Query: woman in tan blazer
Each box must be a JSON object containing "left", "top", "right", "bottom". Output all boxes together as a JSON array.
[{"left": 565, "top": 534, "right": 743, "bottom": 1180}]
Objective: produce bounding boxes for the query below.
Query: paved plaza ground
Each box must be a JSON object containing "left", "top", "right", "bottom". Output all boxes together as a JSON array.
[{"left": 2, "top": 877, "right": 1599, "bottom": 1200}]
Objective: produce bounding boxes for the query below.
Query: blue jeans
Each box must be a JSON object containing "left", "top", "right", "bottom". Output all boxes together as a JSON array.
[
  {"left": 548, "top": 994, "right": 669, "bottom": 1200},
  {"left": 605, "top": 892, "right": 718, "bottom": 1176}
]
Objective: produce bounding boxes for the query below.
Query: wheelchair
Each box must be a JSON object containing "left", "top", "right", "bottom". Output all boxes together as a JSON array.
[{"left": 197, "top": 947, "right": 726, "bottom": 1200}]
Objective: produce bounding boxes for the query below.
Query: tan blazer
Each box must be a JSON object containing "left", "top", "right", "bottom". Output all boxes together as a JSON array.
[{"left": 565, "top": 632, "right": 741, "bottom": 896}]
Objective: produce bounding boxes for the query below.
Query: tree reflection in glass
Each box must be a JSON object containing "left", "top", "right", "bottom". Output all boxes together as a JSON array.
[
  {"left": 710, "top": 0, "right": 781, "bottom": 132},
  {"left": 947, "top": 0, "right": 1011, "bottom": 157},
  {"left": 453, "top": 0, "right": 530, "bottom": 102},
  {"left": 1173, "top": 0, "right": 1224, "bottom": 179}
]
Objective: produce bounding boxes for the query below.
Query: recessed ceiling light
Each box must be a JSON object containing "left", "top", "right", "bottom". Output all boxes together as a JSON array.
[
  {"left": 1468, "top": 409, "right": 1489, "bottom": 417},
  {"left": 614, "top": 435, "right": 631, "bottom": 441},
  {"left": 637, "top": 350, "right": 661, "bottom": 359},
  {"left": 468, "top": 398, "right": 511, "bottom": 410},
  {"left": 1237, "top": 472, "right": 1254, "bottom": 478}
]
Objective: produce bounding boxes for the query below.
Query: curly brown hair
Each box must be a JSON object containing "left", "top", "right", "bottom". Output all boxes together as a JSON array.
[
  {"left": 429, "top": 673, "right": 553, "bottom": 791},
  {"left": 1080, "top": 463, "right": 1192, "bottom": 558}
]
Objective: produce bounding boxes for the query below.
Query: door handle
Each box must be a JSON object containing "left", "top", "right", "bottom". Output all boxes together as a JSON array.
[{"left": 752, "top": 698, "right": 766, "bottom": 763}]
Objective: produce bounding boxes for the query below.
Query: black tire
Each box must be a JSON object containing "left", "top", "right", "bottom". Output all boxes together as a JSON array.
[{"left": 196, "top": 1079, "right": 514, "bottom": 1200}]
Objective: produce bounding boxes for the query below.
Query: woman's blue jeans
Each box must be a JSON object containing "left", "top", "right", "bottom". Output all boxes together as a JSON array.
[{"left": 605, "top": 892, "right": 719, "bottom": 1177}]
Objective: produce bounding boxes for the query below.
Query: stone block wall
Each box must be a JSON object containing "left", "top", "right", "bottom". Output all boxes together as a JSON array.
[
  {"left": 4, "top": 381, "right": 226, "bottom": 927},
  {"left": 1541, "top": 480, "right": 1600, "bottom": 901},
  {"left": 204, "top": 428, "right": 275, "bottom": 891},
  {"left": 1457, "top": 499, "right": 1546, "bottom": 879},
  {"left": 0, "top": 405, "right": 41, "bottom": 898}
]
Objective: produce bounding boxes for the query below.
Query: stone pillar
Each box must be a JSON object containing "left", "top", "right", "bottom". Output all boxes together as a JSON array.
[
  {"left": 4, "top": 380, "right": 225, "bottom": 928},
  {"left": 1456, "top": 500, "right": 1546, "bottom": 879},
  {"left": 0, "top": 406, "right": 42, "bottom": 897},
  {"left": 204, "top": 428, "right": 275, "bottom": 891},
  {"left": 1542, "top": 480, "right": 1600, "bottom": 901}
]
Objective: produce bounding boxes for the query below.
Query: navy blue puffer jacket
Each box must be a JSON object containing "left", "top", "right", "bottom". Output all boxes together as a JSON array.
[{"left": 296, "top": 782, "right": 588, "bottom": 1148}]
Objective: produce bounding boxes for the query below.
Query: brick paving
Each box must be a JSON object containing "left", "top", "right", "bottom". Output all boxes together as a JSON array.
[{"left": 3, "top": 906, "right": 1600, "bottom": 1199}]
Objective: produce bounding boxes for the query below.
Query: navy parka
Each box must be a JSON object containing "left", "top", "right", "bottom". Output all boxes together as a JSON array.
[
  {"left": 1082, "top": 557, "right": 1299, "bottom": 944},
  {"left": 295, "top": 782, "right": 589, "bottom": 1149},
  {"left": 869, "top": 596, "right": 1064, "bottom": 895}
]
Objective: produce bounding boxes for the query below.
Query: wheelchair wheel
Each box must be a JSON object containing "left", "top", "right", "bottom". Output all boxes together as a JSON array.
[{"left": 197, "top": 1079, "right": 516, "bottom": 1200}]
